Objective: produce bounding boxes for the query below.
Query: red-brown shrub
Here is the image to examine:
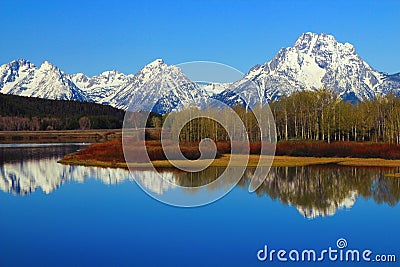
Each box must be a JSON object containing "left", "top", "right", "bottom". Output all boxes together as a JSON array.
[
  {"left": 68, "top": 138, "right": 400, "bottom": 164},
  {"left": 275, "top": 141, "right": 400, "bottom": 159}
]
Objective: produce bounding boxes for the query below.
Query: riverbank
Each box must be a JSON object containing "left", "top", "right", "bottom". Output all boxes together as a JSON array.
[
  {"left": 57, "top": 138, "right": 400, "bottom": 168},
  {"left": 0, "top": 129, "right": 122, "bottom": 143}
]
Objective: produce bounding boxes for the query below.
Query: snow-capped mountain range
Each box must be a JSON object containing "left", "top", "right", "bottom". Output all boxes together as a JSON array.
[
  {"left": 229, "top": 32, "right": 400, "bottom": 104},
  {"left": 0, "top": 60, "right": 88, "bottom": 101},
  {"left": 102, "top": 59, "right": 208, "bottom": 113},
  {"left": 1, "top": 32, "right": 400, "bottom": 113}
]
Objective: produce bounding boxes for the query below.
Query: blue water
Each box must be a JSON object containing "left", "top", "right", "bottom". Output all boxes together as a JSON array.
[{"left": 0, "top": 145, "right": 399, "bottom": 266}]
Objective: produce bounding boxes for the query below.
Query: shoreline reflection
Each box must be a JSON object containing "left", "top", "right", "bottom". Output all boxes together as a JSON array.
[{"left": 1, "top": 146, "right": 400, "bottom": 219}]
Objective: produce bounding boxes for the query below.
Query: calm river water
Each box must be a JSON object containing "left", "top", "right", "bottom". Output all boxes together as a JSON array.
[{"left": 0, "top": 144, "right": 399, "bottom": 266}]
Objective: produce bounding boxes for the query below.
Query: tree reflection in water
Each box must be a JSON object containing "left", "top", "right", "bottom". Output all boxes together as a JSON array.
[
  {"left": 1, "top": 145, "right": 399, "bottom": 219},
  {"left": 246, "top": 166, "right": 400, "bottom": 218}
]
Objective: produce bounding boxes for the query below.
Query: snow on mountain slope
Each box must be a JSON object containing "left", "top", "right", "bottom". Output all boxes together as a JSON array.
[
  {"left": 199, "top": 82, "right": 232, "bottom": 96},
  {"left": 108, "top": 59, "right": 208, "bottom": 113},
  {"left": 0, "top": 59, "right": 35, "bottom": 94},
  {"left": 376, "top": 72, "right": 400, "bottom": 95},
  {"left": 0, "top": 60, "right": 88, "bottom": 101},
  {"left": 221, "top": 32, "right": 399, "bottom": 105},
  {"left": 70, "top": 70, "right": 133, "bottom": 104}
]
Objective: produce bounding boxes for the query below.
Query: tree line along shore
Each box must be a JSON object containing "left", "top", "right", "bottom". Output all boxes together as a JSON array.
[
  {"left": 3, "top": 89, "right": 400, "bottom": 168},
  {"left": 0, "top": 93, "right": 125, "bottom": 131},
  {"left": 155, "top": 89, "right": 400, "bottom": 144}
]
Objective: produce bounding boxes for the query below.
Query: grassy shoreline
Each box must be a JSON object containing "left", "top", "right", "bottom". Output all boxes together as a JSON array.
[
  {"left": 56, "top": 138, "right": 400, "bottom": 169},
  {"left": 0, "top": 129, "right": 122, "bottom": 143}
]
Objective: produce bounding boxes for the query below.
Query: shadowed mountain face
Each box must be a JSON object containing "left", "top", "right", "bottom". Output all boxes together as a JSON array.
[
  {"left": 1, "top": 145, "right": 399, "bottom": 218},
  {"left": 1, "top": 33, "right": 400, "bottom": 113}
]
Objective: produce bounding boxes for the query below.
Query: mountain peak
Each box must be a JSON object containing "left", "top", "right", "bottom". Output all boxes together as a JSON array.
[
  {"left": 296, "top": 32, "right": 336, "bottom": 41},
  {"left": 153, "top": 58, "right": 164, "bottom": 64},
  {"left": 40, "top": 60, "right": 58, "bottom": 71},
  {"left": 138, "top": 58, "right": 168, "bottom": 78},
  {"left": 13, "top": 58, "right": 32, "bottom": 64},
  {"left": 146, "top": 58, "right": 165, "bottom": 67},
  {"left": 293, "top": 32, "right": 355, "bottom": 55},
  {"left": 294, "top": 32, "right": 335, "bottom": 50},
  {"left": 8, "top": 59, "right": 34, "bottom": 69},
  {"left": 236, "top": 32, "right": 387, "bottom": 103}
]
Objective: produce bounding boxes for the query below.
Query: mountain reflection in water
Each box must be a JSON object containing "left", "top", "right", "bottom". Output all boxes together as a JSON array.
[{"left": 1, "top": 145, "right": 399, "bottom": 219}]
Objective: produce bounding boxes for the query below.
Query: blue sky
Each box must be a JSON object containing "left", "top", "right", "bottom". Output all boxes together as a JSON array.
[{"left": 1, "top": 0, "right": 399, "bottom": 76}]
